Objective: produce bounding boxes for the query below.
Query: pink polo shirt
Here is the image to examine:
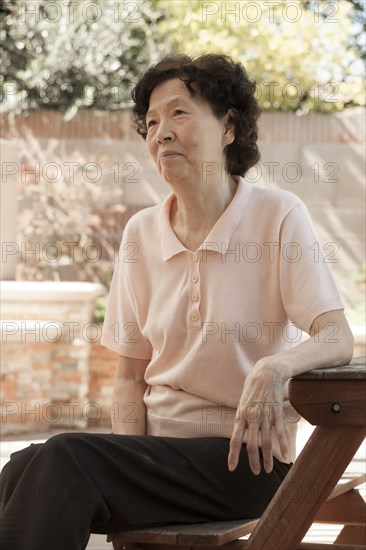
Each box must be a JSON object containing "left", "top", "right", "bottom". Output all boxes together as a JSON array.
[{"left": 101, "top": 176, "right": 344, "bottom": 462}]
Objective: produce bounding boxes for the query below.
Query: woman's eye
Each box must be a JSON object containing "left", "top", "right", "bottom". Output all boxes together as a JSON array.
[
  {"left": 147, "top": 120, "right": 156, "bottom": 128},
  {"left": 174, "top": 109, "right": 185, "bottom": 115}
]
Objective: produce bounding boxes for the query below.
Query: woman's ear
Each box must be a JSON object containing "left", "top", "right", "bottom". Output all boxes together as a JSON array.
[{"left": 223, "top": 108, "right": 237, "bottom": 144}]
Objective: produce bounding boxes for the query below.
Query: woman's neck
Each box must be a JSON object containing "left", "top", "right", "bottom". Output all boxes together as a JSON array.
[{"left": 169, "top": 174, "right": 238, "bottom": 251}]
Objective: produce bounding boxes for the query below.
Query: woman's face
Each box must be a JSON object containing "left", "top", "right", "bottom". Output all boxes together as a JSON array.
[{"left": 145, "top": 78, "right": 234, "bottom": 187}]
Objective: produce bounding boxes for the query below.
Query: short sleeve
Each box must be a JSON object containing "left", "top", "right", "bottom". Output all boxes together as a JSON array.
[
  {"left": 279, "top": 201, "right": 344, "bottom": 334},
  {"left": 101, "top": 238, "right": 153, "bottom": 359}
]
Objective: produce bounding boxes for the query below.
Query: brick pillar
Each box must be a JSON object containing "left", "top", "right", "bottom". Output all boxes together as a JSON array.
[{"left": 1, "top": 281, "right": 105, "bottom": 434}]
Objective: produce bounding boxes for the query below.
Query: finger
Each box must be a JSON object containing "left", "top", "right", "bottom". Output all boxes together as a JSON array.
[
  {"left": 245, "top": 402, "right": 261, "bottom": 475},
  {"left": 273, "top": 406, "right": 289, "bottom": 462},
  {"left": 260, "top": 403, "right": 273, "bottom": 473},
  {"left": 228, "top": 410, "right": 246, "bottom": 472},
  {"left": 246, "top": 425, "right": 260, "bottom": 475}
]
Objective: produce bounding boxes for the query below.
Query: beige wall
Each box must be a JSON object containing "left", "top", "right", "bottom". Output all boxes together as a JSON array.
[
  {"left": 1, "top": 140, "right": 19, "bottom": 279},
  {"left": 1, "top": 109, "right": 365, "bottom": 435},
  {"left": 1, "top": 109, "right": 365, "bottom": 319}
]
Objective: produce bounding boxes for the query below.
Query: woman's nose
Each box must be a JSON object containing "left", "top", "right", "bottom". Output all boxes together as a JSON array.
[{"left": 155, "top": 121, "right": 174, "bottom": 143}]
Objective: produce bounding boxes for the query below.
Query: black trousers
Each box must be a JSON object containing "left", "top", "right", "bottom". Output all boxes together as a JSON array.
[{"left": 0, "top": 432, "right": 291, "bottom": 550}]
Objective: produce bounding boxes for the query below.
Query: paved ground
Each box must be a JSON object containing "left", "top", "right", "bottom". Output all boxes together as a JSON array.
[{"left": 1, "top": 421, "right": 365, "bottom": 548}]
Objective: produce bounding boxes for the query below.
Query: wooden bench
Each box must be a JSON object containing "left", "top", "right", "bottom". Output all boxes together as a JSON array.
[
  {"left": 107, "top": 358, "right": 366, "bottom": 550},
  {"left": 107, "top": 474, "right": 366, "bottom": 549}
]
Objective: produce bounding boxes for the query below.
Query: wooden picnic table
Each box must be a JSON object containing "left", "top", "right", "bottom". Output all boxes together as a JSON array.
[
  {"left": 109, "top": 357, "right": 366, "bottom": 549},
  {"left": 245, "top": 356, "right": 366, "bottom": 549}
]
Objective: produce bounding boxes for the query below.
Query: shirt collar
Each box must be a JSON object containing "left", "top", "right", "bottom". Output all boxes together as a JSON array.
[{"left": 158, "top": 176, "right": 253, "bottom": 261}]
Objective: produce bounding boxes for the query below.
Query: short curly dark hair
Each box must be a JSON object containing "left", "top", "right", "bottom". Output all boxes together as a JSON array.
[{"left": 131, "top": 53, "right": 261, "bottom": 177}]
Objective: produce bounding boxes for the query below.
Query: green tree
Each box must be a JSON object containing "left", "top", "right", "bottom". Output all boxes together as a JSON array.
[
  {"left": 346, "top": 0, "right": 365, "bottom": 62},
  {"left": 0, "top": 0, "right": 168, "bottom": 284},
  {"left": 2, "top": 0, "right": 364, "bottom": 115},
  {"left": 1, "top": 0, "right": 165, "bottom": 116},
  {"left": 152, "top": 0, "right": 365, "bottom": 113}
]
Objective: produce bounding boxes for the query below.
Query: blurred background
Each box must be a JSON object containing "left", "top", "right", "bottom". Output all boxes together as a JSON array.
[{"left": 1, "top": 0, "right": 365, "bottom": 435}]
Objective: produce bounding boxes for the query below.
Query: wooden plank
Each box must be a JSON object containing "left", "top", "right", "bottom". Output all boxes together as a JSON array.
[
  {"left": 287, "top": 544, "right": 364, "bottom": 550},
  {"left": 315, "top": 489, "right": 366, "bottom": 524},
  {"left": 335, "top": 524, "right": 366, "bottom": 545},
  {"left": 294, "top": 359, "right": 366, "bottom": 379},
  {"left": 137, "top": 545, "right": 191, "bottom": 550},
  {"left": 289, "top": 379, "right": 366, "bottom": 426},
  {"left": 226, "top": 540, "right": 365, "bottom": 549},
  {"left": 191, "top": 542, "right": 366, "bottom": 550},
  {"left": 108, "top": 525, "right": 180, "bottom": 544},
  {"left": 245, "top": 425, "right": 366, "bottom": 550},
  {"left": 177, "top": 519, "right": 258, "bottom": 545},
  {"left": 117, "top": 543, "right": 365, "bottom": 550},
  {"left": 109, "top": 519, "right": 258, "bottom": 546},
  {"left": 328, "top": 473, "right": 366, "bottom": 499}
]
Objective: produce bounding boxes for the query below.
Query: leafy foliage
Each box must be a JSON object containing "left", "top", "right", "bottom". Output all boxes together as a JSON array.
[
  {"left": 152, "top": 0, "right": 365, "bottom": 113},
  {"left": 1, "top": 0, "right": 164, "bottom": 116},
  {"left": 1, "top": 0, "right": 364, "bottom": 115},
  {"left": 15, "top": 129, "right": 125, "bottom": 285},
  {"left": 347, "top": 0, "right": 366, "bottom": 61}
]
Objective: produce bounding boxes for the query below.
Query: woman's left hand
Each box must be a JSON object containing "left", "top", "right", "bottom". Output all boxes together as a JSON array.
[{"left": 228, "top": 361, "right": 289, "bottom": 475}]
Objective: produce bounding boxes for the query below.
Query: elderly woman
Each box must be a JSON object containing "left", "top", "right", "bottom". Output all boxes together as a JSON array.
[{"left": 0, "top": 54, "right": 353, "bottom": 550}]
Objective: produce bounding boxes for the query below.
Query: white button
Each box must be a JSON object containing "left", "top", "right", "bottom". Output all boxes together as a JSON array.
[
  {"left": 191, "top": 312, "right": 199, "bottom": 321},
  {"left": 191, "top": 275, "right": 198, "bottom": 283},
  {"left": 191, "top": 293, "right": 198, "bottom": 302},
  {"left": 192, "top": 254, "right": 198, "bottom": 262}
]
